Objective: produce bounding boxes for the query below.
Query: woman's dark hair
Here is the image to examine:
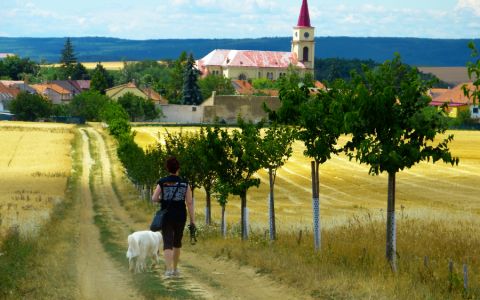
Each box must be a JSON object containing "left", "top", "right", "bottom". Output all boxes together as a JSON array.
[{"left": 165, "top": 156, "right": 180, "bottom": 174}]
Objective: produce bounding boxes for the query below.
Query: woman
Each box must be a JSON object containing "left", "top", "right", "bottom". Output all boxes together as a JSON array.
[{"left": 151, "top": 156, "right": 195, "bottom": 277}]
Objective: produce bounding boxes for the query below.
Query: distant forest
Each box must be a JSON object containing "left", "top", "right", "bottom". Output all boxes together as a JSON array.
[{"left": 1, "top": 36, "right": 478, "bottom": 67}]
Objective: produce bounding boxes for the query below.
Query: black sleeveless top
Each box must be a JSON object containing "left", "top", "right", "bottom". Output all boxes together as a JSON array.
[{"left": 157, "top": 175, "right": 188, "bottom": 223}]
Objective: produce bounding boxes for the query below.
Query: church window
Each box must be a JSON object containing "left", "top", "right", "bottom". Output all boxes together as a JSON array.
[
  {"left": 303, "top": 47, "right": 309, "bottom": 62},
  {"left": 239, "top": 74, "right": 247, "bottom": 80},
  {"left": 267, "top": 72, "right": 274, "bottom": 80}
]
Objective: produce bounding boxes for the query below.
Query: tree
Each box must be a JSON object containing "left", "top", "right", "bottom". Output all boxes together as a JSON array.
[
  {"left": 117, "top": 92, "right": 159, "bottom": 122},
  {"left": 69, "top": 91, "right": 109, "bottom": 121},
  {"left": 344, "top": 55, "right": 458, "bottom": 271},
  {"left": 259, "top": 123, "right": 295, "bottom": 240},
  {"left": 197, "top": 125, "right": 230, "bottom": 225},
  {"left": 0, "top": 55, "right": 39, "bottom": 80},
  {"left": 198, "top": 74, "right": 235, "bottom": 99},
  {"left": 182, "top": 53, "right": 203, "bottom": 105},
  {"left": 9, "top": 92, "right": 51, "bottom": 121},
  {"left": 71, "top": 63, "right": 90, "bottom": 80},
  {"left": 59, "top": 38, "right": 88, "bottom": 80},
  {"left": 91, "top": 63, "right": 113, "bottom": 94},
  {"left": 219, "top": 118, "right": 263, "bottom": 240},
  {"left": 463, "top": 42, "right": 480, "bottom": 110},
  {"left": 100, "top": 101, "right": 131, "bottom": 138},
  {"left": 166, "top": 52, "right": 188, "bottom": 103},
  {"left": 271, "top": 72, "right": 346, "bottom": 250},
  {"left": 252, "top": 78, "right": 276, "bottom": 90},
  {"left": 60, "top": 38, "right": 77, "bottom": 66},
  {"left": 265, "top": 66, "right": 313, "bottom": 124}
]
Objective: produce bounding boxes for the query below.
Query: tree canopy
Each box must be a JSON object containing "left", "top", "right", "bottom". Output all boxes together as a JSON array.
[{"left": 9, "top": 92, "right": 51, "bottom": 121}]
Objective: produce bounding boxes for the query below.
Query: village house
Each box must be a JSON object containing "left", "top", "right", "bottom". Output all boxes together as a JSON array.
[
  {"left": 50, "top": 80, "right": 90, "bottom": 96},
  {"left": 106, "top": 82, "right": 168, "bottom": 106},
  {"left": 430, "top": 83, "right": 480, "bottom": 119},
  {"left": 31, "top": 83, "right": 73, "bottom": 104},
  {"left": 196, "top": 0, "right": 315, "bottom": 81},
  {"left": 0, "top": 82, "right": 20, "bottom": 112}
]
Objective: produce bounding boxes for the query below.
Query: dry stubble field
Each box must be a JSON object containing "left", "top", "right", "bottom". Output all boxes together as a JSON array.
[
  {"left": 0, "top": 122, "right": 74, "bottom": 238},
  {"left": 133, "top": 126, "right": 480, "bottom": 231}
]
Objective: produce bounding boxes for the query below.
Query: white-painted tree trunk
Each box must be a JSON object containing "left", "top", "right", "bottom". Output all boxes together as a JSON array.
[
  {"left": 311, "top": 161, "right": 321, "bottom": 251},
  {"left": 386, "top": 172, "right": 397, "bottom": 272}
]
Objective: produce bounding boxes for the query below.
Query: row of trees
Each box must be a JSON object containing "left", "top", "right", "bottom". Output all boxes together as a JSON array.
[{"left": 107, "top": 53, "right": 462, "bottom": 272}]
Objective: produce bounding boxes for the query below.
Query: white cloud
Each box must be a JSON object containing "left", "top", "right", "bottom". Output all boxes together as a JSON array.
[{"left": 456, "top": 0, "right": 480, "bottom": 15}]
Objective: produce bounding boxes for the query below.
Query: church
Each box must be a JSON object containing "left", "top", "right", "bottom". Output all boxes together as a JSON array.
[{"left": 196, "top": 0, "right": 315, "bottom": 81}]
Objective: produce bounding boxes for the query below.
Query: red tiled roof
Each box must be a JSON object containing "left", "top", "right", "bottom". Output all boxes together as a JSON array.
[
  {"left": 142, "top": 87, "right": 168, "bottom": 104},
  {"left": 431, "top": 82, "right": 476, "bottom": 106},
  {"left": 297, "top": 0, "right": 312, "bottom": 27},
  {"left": 0, "top": 82, "right": 20, "bottom": 98},
  {"left": 31, "top": 83, "right": 71, "bottom": 95},
  {"left": 197, "top": 50, "right": 306, "bottom": 72}
]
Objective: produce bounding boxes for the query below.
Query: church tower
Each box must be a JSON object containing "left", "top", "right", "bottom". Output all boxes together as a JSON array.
[{"left": 292, "top": 0, "right": 315, "bottom": 71}]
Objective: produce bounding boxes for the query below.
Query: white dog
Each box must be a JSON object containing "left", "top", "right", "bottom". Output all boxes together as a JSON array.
[{"left": 126, "top": 230, "right": 163, "bottom": 273}]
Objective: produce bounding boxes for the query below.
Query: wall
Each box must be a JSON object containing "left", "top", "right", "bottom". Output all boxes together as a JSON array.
[
  {"left": 156, "top": 95, "right": 280, "bottom": 124},
  {"left": 157, "top": 104, "right": 205, "bottom": 123},
  {"left": 202, "top": 94, "right": 280, "bottom": 124}
]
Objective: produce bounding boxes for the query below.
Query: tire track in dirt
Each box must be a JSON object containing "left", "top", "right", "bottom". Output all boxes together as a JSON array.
[
  {"left": 76, "top": 129, "right": 140, "bottom": 300},
  {"left": 93, "top": 126, "right": 313, "bottom": 300}
]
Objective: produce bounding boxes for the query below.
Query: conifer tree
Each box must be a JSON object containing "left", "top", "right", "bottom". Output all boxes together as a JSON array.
[
  {"left": 60, "top": 38, "right": 77, "bottom": 66},
  {"left": 182, "top": 53, "right": 203, "bottom": 105}
]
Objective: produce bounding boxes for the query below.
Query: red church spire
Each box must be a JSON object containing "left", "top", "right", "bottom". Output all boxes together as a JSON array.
[{"left": 297, "top": 0, "right": 311, "bottom": 27}]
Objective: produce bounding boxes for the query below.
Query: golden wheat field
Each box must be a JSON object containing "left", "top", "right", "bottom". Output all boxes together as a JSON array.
[
  {"left": 0, "top": 122, "right": 74, "bottom": 238},
  {"left": 42, "top": 61, "right": 167, "bottom": 71},
  {"left": 133, "top": 126, "right": 480, "bottom": 231}
]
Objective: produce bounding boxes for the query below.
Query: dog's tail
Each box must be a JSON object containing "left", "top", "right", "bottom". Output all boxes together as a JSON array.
[{"left": 126, "top": 234, "right": 140, "bottom": 259}]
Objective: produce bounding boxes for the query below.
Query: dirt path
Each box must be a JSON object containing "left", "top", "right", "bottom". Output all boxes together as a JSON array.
[
  {"left": 76, "top": 129, "right": 140, "bottom": 300},
  {"left": 81, "top": 126, "right": 311, "bottom": 300}
]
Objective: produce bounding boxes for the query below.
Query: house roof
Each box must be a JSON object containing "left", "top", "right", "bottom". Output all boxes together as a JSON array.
[
  {"left": 428, "top": 88, "right": 449, "bottom": 99},
  {"left": 31, "top": 83, "right": 71, "bottom": 95},
  {"left": 297, "top": 0, "right": 312, "bottom": 27},
  {"left": 232, "top": 80, "right": 254, "bottom": 95},
  {"left": 231, "top": 80, "right": 279, "bottom": 96},
  {"left": 51, "top": 80, "right": 83, "bottom": 94},
  {"left": 0, "top": 82, "right": 20, "bottom": 99},
  {"left": 106, "top": 82, "right": 167, "bottom": 102},
  {"left": 197, "top": 49, "right": 306, "bottom": 72},
  {"left": 431, "top": 83, "right": 476, "bottom": 106},
  {"left": 142, "top": 87, "right": 168, "bottom": 104}
]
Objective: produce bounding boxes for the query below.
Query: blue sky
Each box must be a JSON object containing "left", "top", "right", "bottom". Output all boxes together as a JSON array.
[{"left": 1, "top": 0, "right": 479, "bottom": 39}]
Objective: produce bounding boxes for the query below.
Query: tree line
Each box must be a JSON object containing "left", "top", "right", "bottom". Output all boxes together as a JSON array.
[{"left": 104, "top": 47, "right": 480, "bottom": 271}]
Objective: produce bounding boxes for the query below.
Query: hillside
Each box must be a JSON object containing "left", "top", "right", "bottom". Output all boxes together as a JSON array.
[{"left": 1, "top": 36, "right": 478, "bottom": 66}]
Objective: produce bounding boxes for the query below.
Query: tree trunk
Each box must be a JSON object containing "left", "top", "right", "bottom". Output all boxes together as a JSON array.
[
  {"left": 386, "top": 171, "right": 397, "bottom": 272},
  {"left": 221, "top": 205, "right": 226, "bottom": 238},
  {"left": 311, "top": 161, "right": 321, "bottom": 251},
  {"left": 240, "top": 191, "right": 247, "bottom": 240},
  {"left": 205, "top": 189, "right": 211, "bottom": 225},
  {"left": 268, "top": 168, "right": 276, "bottom": 240}
]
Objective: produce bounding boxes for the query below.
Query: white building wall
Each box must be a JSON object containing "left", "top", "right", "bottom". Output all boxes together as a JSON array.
[
  {"left": 471, "top": 105, "right": 480, "bottom": 119},
  {"left": 157, "top": 104, "right": 205, "bottom": 123}
]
